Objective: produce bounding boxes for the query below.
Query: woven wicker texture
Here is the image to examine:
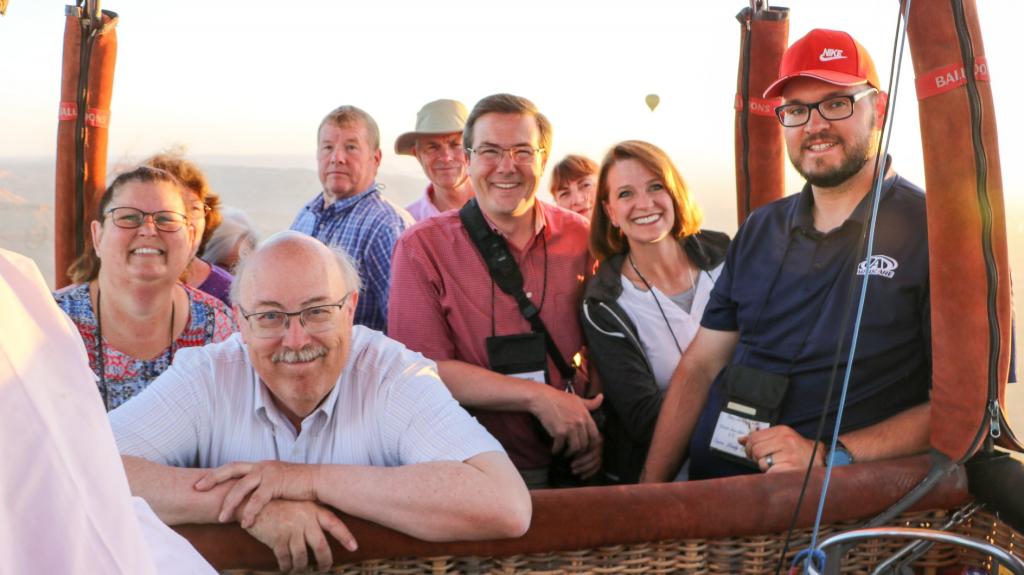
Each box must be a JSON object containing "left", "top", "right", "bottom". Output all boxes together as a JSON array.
[{"left": 223, "top": 509, "right": 1021, "bottom": 574}]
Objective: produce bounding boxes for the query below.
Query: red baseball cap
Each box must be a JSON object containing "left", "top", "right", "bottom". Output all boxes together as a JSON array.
[{"left": 763, "top": 29, "right": 881, "bottom": 99}]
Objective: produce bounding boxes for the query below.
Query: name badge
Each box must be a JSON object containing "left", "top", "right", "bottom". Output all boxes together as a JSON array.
[
  {"left": 710, "top": 410, "right": 769, "bottom": 460},
  {"left": 708, "top": 365, "right": 789, "bottom": 469},
  {"left": 506, "top": 370, "right": 546, "bottom": 384},
  {"left": 486, "top": 332, "right": 549, "bottom": 385}
]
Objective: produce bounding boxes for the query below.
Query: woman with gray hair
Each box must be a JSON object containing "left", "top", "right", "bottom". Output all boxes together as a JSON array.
[{"left": 203, "top": 206, "right": 259, "bottom": 272}]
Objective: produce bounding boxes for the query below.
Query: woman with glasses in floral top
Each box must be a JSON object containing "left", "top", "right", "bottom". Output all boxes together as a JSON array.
[{"left": 55, "top": 166, "right": 236, "bottom": 410}]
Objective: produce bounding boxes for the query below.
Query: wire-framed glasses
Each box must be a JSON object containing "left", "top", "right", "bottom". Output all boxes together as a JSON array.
[
  {"left": 104, "top": 207, "right": 190, "bottom": 232},
  {"left": 239, "top": 292, "right": 353, "bottom": 338},
  {"left": 467, "top": 145, "right": 544, "bottom": 165}
]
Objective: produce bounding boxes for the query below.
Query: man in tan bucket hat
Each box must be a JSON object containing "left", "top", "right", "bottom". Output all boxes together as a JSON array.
[{"left": 395, "top": 99, "right": 475, "bottom": 221}]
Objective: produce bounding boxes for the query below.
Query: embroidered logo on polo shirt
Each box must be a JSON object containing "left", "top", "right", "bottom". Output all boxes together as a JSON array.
[{"left": 857, "top": 255, "right": 898, "bottom": 279}]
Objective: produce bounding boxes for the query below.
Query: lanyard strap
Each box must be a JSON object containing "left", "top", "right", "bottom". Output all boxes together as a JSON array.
[
  {"left": 627, "top": 252, "right": 693, "bottom": 355},
  {"left": 490, "top": 231, "right": 547, "bottom": 336}
]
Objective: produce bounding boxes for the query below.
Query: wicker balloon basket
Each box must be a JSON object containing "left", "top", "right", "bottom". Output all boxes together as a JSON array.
[{"left": 223, "top": 508, "right": 1020, "bottom": 575}]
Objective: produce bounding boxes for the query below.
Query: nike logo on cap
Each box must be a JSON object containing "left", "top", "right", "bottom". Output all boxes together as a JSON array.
[{"left": 819, "top": 48, "right": 848, "bottom": 62}]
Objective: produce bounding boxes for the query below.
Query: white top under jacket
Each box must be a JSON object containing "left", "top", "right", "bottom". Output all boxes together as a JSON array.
[{"left": 617, "top": 263, "right": 723, "bottom": 390}]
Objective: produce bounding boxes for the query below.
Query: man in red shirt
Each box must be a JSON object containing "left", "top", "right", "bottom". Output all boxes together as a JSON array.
[{"left": 389, "top": 93, "right": 602, "bottom": 488}]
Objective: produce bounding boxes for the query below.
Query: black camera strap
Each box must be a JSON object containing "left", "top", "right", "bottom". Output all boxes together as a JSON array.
[{"left": 459, "top": 198, "right": 576, "bottom": 383}]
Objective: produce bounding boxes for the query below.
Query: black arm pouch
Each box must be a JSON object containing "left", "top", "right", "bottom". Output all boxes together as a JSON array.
[
  {"left": 709, "top": 364, "right": 790, "bottom": 468},
  {"left": 486, "top": 332, "right": 549, "bottom": 384}
]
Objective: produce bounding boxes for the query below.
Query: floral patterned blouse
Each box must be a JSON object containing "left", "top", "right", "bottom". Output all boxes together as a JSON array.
[{"left": 54, "top": 282, "right": 237, "bottom": 410}]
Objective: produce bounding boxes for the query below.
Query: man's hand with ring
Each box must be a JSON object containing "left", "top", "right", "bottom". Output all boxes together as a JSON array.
[{"left": 740, "top": 425, "right": 824, "bottom": 473}]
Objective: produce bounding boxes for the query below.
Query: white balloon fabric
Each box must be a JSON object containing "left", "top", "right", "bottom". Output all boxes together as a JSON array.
[{"left": 0, "top": 248, "right": 215, "bottom": 575}]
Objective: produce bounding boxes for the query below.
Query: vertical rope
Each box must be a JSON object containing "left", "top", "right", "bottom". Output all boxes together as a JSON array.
[{"left": 803, "top": 3, "right": 913, "bottom": 571}]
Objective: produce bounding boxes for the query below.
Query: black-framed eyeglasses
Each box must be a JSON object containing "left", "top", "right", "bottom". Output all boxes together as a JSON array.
[
  {"left": 774, "top": 88, "right": 877, "bottom": 127},
  {"left": 239, "top": 292, "right": 353, "bottom": 338},
  {"left": 466, "top": 145, "right": 545, "bottom": 165},
  {"left": 104, "top": 207, "right": 190, "bottom": 232}
]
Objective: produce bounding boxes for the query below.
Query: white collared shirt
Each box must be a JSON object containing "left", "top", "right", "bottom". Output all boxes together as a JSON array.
[{"left": 110, "top": 329, "right": 503, "bottom": 468}]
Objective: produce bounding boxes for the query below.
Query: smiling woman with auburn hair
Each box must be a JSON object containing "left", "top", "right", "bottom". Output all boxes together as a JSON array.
[
  {"left": 581, "top": 140, "right": 730, "bottom": 483},
  {"left": 143, "top": 151, "right": 235, "bottom": 305},
  {"left": 54, "top": 166, "right": 236, "bottom": 410}
]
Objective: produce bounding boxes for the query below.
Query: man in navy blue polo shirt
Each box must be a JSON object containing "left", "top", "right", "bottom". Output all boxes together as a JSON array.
[{"left": 642, "top": 28, "right": 932, "bottom": 481}]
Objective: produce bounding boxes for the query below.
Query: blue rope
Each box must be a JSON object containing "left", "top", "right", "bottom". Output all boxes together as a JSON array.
[
  {"left": 802, "top": 2, "right": 913, "bottom": 572},
  {"left": 793, "top": 549, "right": 826, "bottom": 574}
]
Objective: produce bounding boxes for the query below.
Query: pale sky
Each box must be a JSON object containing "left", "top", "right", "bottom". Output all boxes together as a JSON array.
[
  {"left": 2, "top": 1, "right": 1023, "bottom": 408},
  {"left": 1, "top": 0, "right": 1021, "bottom": 214}
]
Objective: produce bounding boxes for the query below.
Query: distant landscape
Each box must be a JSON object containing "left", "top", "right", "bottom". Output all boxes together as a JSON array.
[
  {"left": 2, "top": 156, "right": 1023, "bottom": 429},
  {"left": 0, "top": 156, "right": 429, "bottom": 284}
]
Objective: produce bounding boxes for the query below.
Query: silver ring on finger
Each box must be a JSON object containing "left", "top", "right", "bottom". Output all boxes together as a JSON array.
[{"left": 765, "top": 454, "right": 774, "bottom": 469}]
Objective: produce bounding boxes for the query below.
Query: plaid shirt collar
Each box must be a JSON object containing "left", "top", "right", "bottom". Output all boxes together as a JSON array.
[{"left": 305, "top": 182, "right": 380, "bottom": 217}]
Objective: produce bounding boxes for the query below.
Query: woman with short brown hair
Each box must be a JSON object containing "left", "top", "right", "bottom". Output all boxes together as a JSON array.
[{"left": 550, "top": 154, "right": 598, "bottom": 219}]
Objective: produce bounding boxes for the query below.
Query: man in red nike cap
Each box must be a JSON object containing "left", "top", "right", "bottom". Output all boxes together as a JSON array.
[{"left": 643, "top": 29, "right": 933, "bottom": 481}]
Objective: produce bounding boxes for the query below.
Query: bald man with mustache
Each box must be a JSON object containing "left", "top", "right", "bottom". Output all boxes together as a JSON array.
[{"left": 110, "top": 232, "right": 530, "bottom": 573}]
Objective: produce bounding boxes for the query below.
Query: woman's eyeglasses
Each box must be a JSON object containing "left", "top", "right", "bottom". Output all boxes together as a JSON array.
[{"left": 104, "top": 207, "right": 190, "bottom": 232}]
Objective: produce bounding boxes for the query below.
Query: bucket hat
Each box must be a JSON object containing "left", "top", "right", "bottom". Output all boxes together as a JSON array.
[{"left": 394, "top": 99, "right": 469, "bottom": 156}]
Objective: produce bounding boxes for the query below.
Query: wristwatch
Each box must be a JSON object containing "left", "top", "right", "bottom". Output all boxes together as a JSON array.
[{"left": 828, "top": 440, "right": 855, "bottom": 466}]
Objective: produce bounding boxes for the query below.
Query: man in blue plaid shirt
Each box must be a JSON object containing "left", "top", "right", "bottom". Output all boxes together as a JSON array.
[{"left": 291, "top": 105, "right": 412, "bottom": 332}]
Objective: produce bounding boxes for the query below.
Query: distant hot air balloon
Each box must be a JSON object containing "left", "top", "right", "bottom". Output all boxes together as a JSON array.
[{"left": 645, "top": 94, "right": 660, "bottom": 111}]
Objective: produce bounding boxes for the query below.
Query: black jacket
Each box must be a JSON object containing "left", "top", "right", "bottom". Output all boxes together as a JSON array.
[{"left": 581, "top": 230, "right": 730, "bottom": 483}]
